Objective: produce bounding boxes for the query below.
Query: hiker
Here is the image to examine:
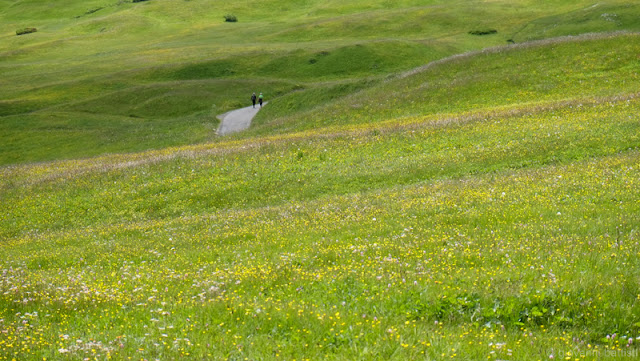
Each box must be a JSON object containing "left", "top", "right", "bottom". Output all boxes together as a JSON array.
[
  {"left": 251, "top": 92, "right": 257, "bottom": 108},
  {"left": 258, "top": 92, "right": 263, "bottom": 108}
]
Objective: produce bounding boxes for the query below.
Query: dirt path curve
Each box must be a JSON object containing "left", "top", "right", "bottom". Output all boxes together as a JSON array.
[{"left": 216, "top": 102, "right": 267, "bottom": 135}]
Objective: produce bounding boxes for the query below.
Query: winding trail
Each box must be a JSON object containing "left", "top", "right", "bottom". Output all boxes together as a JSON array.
[{"left": 216, "top": 102, "right": 267, "bottom": 135}]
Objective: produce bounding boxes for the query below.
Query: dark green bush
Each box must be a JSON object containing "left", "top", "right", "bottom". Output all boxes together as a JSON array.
[
  {"left": 224, "top": 14, "right": 237, "bottom": 22},
  {"left": 16, "top": 28, "right": 37, "bottom": 36},
  {"left": 468, "top": 29, "right": 498, "bottom": 36},
  {"left": 85, "top": 7, "right": 104, "bottom": 14},
  {"left": 132, "top": 0, "right": 149, "bottom": 3}
]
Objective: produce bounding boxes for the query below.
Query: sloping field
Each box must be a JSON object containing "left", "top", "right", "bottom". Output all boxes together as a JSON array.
[
  {"left": 2, "top": 0, "right": 640, "bottom": 360},
  {"left": 251, "top": 33, "right": 640, "bottom": 134},
  {"left": 2, "top": 61, "right": 640, "bottom": 359},
  {"left": 2, "top": 0, "right": 640, "bottom": 164}
]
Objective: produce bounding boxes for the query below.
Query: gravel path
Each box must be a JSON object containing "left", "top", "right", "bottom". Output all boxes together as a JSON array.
[{"left": 216, "top": 102, "right": 267, "bottom": 135}]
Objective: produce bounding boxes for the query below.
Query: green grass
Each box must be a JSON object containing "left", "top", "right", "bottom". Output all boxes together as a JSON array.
[
  {"left": 4, "top": 97, "right": 640, "bottom": 238},
  {"left": 2, "top": 98, "right": 640, "bottom": 359},
  {"left": 0, "top": 78, "right": 299, "bottom": 164},
  {"left": 512, "top": 3, "right": 640, "bottom": 41},
  {"left": 2, "top": 0, "right": 640, "bottom": 164},
  {"left": 3, "top": 0, "right": 640, "bottom": 360},
  {"left": 251, "top": 32, "right": 640, "bottom": 134}
]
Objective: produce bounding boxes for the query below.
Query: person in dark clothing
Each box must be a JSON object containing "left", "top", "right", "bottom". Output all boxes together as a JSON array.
[
  {"left": 251, "top": 93, "right": 257, "bottom": 108},
  {"left": 258, "top": 92, "right": 263, "bottom": 108}
]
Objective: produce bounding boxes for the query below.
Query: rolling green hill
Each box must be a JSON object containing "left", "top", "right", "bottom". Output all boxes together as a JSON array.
[
  {"left": 2, "top": 0, "right": 640, "bottom": 360},
  {"left": 2, "top": 0, "right": 640, "bottom": 164},
  {"left": 251, "top": 32, "right": 640, "bottom": 134}
]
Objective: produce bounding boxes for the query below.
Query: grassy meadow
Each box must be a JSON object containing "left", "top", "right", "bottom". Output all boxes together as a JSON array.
[
  {"left": 2, "top": 0, "right": 640, "bottom": 360},
  {"left": 2, "top": 0, "right": 640, "bottom": 164}
]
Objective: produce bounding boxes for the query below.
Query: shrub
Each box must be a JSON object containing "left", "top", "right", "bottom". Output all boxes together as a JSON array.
[
  {"left": 132, "top": 0, "right": 149, "bottom": 2},
  {"left": 85, "top": 7, "right": 104, "bottom": 15},
  {"left": 224, "top": 14, "right": 237, "bottom": 22},
  {"left": 16, "top": 28, "right": 37, "bottom": 36},
  {"left": 468, "top": 29, "right": 498, "bottom": 36}
]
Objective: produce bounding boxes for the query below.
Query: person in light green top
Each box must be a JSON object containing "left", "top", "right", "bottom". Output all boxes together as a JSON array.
[{"left": 258, "top": 92, "right": 264, "bottom": 108}]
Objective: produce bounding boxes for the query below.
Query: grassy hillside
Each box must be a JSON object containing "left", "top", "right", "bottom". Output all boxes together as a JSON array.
[
  {"left": 2, "top": 0, "right": 640, "bottom": 164},
  {"left": 2, "top": 90, "right": 640, "bottom": 360},
  {"left": 251, "top": 32, "right": 640, "bottom": 134},
  {"left": 2, "top": 0, "right": 640, "bottom": 360}
]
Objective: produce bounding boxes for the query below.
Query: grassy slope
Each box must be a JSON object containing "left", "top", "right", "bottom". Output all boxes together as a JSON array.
[
  {"left": 251, "top": 33, "right": 640, "bottom": 134},
  {"left": 2, "top": 0, "right": 640, "bottom": 360},
  {"left": 2, "top": 34, "right": 640, "bottom": 358},
  {"left": 2, "top": 0, "right": 640, "bottom": 164},
  {"left": 3, "top": 86, "right": 640, "bottom": 239},
  {"left": 1, "top": 99, "right": 640, "bottom": 359}
]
